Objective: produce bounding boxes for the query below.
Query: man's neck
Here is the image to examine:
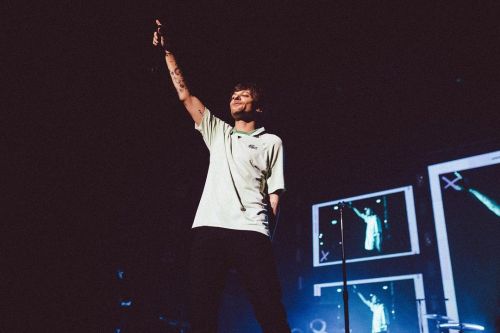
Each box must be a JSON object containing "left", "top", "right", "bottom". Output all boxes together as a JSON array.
[{"left": 234, "top": 120, "right": 258, "bottom": 133}]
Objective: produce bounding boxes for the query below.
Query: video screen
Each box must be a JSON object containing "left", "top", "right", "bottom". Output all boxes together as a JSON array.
[
  {"left": 312, "top": 186, "right": 419, "bottom": 266},
  {"left": 311, "top": 274, "right": 428, "bottom": 333},
  {"left": 429, "top": 150, "right": 500, "bottom": 332}
]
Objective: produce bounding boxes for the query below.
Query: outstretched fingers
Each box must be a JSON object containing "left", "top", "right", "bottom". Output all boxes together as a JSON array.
[
  {"left": 155, "top": 19, "right": 164, "bottom": 36},
  {"left": 153, "top": 19, "right": 167, "bottom": 48}
]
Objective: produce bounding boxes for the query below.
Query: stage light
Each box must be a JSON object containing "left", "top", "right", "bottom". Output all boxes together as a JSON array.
[
  {"left": 116, "top": 269, "right": 125, "bottom": 280},
  {"left": 464, "top": 324, "right": 484, "bottom": 331},
  {"left": 382, "top": 285, "right": 388, "bottom": 290},
  {"left": 336, "top": 288, "right": 342, "bottom": 293},
  {"left": 319, "top": 233, "right": 323, "bottom": 239},
  {"left": 439, "top": 323, "right": 484, "bottom": 331},
  {"left": 309, "top": 318, "right": 327, "bottom": 333},
  {"left": 120, "top": 299, "right": 132, "bottom": 307},
  {"left": 331, "top": 219, "right": 338, "bottom": 225},
  {"left": 333, "top": 205, "right": 339, "bottom": 210},
  {"left": 376, "top": 199, "right": 381, "bottom": 203},
  {"left": 320, "top": 242, "right": 324, "bottom": 246}
]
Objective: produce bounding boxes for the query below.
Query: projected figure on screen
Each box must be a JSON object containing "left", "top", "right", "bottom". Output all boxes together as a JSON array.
[
  {"left": 348, "top": 203, "right": 383, "bottom": 252},
  {"left": 353, "top": 286, "right": 389, "bottom": 333},
  {"left": 444, "top": 172, "right": 500, "bottom": 217}
]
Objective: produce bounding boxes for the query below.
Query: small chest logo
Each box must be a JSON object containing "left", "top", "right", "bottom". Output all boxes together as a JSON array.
[{"left": 248, "top": 144, "right": 258, "bottom": 150}]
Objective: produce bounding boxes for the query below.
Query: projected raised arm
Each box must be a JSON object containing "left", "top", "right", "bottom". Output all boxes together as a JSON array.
[
  {"left": 350, "top": 204, "right": 366, "bottom": 219},
  {"left": 447, "top": 172, "right": 500, "bottom": 217},
  {"left": 467, "top": 189, "right": 500, "bottom": 217},
  {"left": 152, "top": 19, "right": 205, "bottom": 125},
  {"left": 354, "top": 288, "right": 372, "bottom": 307}
]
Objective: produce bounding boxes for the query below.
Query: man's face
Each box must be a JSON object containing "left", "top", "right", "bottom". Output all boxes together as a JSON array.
[{"left": 230, "top": 89, "right": 260, "bottom": 120}]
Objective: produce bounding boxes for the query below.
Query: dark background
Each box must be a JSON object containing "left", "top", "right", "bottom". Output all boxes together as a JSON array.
[{"left": 5, "top": 1, "right": 499, "bottom": 332}]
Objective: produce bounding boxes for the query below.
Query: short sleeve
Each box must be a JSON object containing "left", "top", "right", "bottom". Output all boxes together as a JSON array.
[
  {"left": 266, "top": 138, "right": 285, "bottom": 194},
  {"left": 195, "top": 108, "right": 228, "bottom": 149}
]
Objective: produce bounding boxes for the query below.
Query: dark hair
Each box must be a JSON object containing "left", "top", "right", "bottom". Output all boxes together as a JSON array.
[{"left": 232, "top": 82, "right": 265, "bottom": 109}]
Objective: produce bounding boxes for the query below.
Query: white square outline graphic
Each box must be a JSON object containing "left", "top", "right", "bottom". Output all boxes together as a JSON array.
[
  {"left": 313, "top": 273, "right": 429, "bottom": 333},
  {"left": 428, "top": 150, "right": 500, "bottom": 323},
  {"left": 312, "top": 186, "right": 420, "bottom": 266}
]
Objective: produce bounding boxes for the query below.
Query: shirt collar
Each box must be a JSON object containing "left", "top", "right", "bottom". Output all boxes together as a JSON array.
[{"left": 231, "top": 127, "right": 266, "bottom": 137}]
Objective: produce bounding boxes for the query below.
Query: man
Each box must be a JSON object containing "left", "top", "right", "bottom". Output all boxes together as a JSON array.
[
  {"left": 153, "top": 20, "right": 290, "bottom": 333},
  {"left": 348, "top": 204, "right": 383, "bottom": 252},
  {"left": 353, "top": 286, "right": 389, "bottom": 333}
]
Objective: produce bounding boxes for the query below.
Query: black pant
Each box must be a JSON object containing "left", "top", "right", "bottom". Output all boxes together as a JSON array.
[{"left": 189, "top": 227, "right": 291, "bottom": 333}]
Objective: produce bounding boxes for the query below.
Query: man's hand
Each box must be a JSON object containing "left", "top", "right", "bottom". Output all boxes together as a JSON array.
[
  {"left": 269, "top": 193, "right": 280, "bottom": 218},
  {"left": 152, "top": 19, "right": 171, "bottom": 52}
]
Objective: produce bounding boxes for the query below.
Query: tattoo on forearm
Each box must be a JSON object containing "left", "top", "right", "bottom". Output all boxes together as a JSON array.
[{"left": 171, "top": 67, "right": 187, "bottom": 91}]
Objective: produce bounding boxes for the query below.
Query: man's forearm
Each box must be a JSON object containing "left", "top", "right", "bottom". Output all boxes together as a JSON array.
[
  {"left": 162, "top": 50, "right": 204, "bottom": 124},
  {"left": 163, "top": 51, "right": 190, "bottom": 101}
]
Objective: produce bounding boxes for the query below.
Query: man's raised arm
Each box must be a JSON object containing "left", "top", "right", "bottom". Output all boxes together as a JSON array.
[
  {"left": 356, "top": 290, "right": 371, "bottom": 307},
  {"left": 152, "top": 19, "right": 205, "bottom": 125}
]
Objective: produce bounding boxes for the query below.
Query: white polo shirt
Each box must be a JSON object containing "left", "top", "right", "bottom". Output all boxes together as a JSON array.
[
  {"left": 192, "top": 108, "right": 285, "bottom": 236},
  {"left": 363, "top": 214, "right": 382, "bottom": 250},
  {"left": 369, "top": 303, "right": 388, "bottom": 332}
]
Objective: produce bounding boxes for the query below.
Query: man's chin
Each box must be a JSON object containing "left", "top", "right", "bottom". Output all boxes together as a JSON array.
[{"left": 231, "top": 111, "right": 251, "bottom": 121}]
